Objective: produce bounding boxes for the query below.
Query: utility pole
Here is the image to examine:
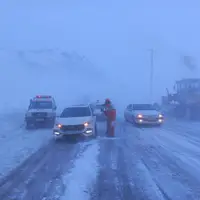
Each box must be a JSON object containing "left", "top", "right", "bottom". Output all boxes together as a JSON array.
[{"left": 148, "top": 49, "right": 154, "bottom": 103}]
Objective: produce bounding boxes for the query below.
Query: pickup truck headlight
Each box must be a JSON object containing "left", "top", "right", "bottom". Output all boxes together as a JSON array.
[
  {"left": 84, "top": 121, "right": 93, "bottom": 127},
  {"left": 56, "top": 124, "right": 62, "bottom": 128}
]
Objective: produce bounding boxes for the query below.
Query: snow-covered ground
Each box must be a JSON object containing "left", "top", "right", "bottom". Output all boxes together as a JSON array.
[
  {"left": 0, "top": 118, "right": 200, "bottom": 199},
  {"left": 0, "top": 45, "right": 113, "bottom": 179},
  {"left": 0, "top": 111, "right": 52, "bottom": 178},
  {"left": 58, "top": 120, "right": 200, "bottom": 200},
  {"left": 61, "top": 141, "right": 99, "bottom": 200},
  {"left": 0, "top": 0, "right": 200, "bottom": 199},
  {"left": 0, "top": 47, "right": 106, "bottom": 179}
]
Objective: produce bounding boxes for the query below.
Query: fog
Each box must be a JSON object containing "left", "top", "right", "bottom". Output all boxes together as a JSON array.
[{"left": 0, "top": 0, "right": 200, "bottom": 113}]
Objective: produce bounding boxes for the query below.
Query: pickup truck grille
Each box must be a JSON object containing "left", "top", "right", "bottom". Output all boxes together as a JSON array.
[
  {"left": 61, "top": 124, "right": 85, "bottom": 131},
  {"left": 32, "top": 112, "right": 47, "bottom": 117}
]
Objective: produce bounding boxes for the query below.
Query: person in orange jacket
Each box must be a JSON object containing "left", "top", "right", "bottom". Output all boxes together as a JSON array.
[{"left": 103, "top": 98, "right": 116, "bottom": 137}]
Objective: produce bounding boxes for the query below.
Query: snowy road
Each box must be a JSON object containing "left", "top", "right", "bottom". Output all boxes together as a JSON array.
[{"left": 0, "top": 119, "right": 200, "bottom": 200}]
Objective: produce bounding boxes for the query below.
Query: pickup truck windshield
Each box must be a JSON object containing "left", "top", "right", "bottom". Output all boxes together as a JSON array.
[{"left": 29, "top": 101, "right": 52, "bottom": 109}]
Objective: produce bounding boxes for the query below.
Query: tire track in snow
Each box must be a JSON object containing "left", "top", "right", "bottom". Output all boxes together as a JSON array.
[
  {"left": 91, "top": 139, "right": 119, "bottom": 200},
  {"left": 0, "top": 128, "right": 51, "bottom": 180},
  {"left": 0, "top": 138, "right": 90, "bottom": 200},
  {"left": 135, "top": 127, "right": 200, "bottom": 200},
  {"left": 114, "top": 120, "right": 200, "bottom": 199},
  {"left": 91, "top": 121, "right": 153, "bottom": 200},
  {"left": 140, "top": 143, "right": 200, "bottom": 200},
  {"left": 122, "top": 137, "right": 167, "bottom": 200},
  {"left": 115, "top": 140, "right": 139, "bottom": 200},
  {"left": 163, "top": 124, "right": 200, "bottom": 148},
  {"left": 113, "top": 121, "right": 186, "bottom": 199},
  {"left": 23, "top": 139, "right": 90, "bottom": 200},
  {"left": 0, "top": 139, "right": 54, "bottom": 200}
]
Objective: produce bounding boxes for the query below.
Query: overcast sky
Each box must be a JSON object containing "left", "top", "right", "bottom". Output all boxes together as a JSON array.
[{"left": 0, "top": 0, "right": 200, "bottom": 109}]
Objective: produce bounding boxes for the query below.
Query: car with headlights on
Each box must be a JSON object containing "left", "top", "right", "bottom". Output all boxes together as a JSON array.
[
  {"left": 53, "top": 104, "right": 97, "bottom": 140},
  {"left": 124, "top": 103, "right": 164, "bottom": 126}
]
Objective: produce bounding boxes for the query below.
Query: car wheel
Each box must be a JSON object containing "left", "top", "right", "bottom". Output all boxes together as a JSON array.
[
  {"left": 156, "top": 123, "right": 162, "bottom": 127},
  {"left": 93, "top": 124, "right": 98, "bottom": 138},
  {"left": 133, "top": 121, "right": 139, "bottom": 127}
]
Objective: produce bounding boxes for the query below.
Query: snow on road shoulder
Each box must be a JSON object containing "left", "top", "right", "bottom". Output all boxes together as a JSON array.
[
  {"left": 61, "top": 141, "right": 99, "bottom": 200},
  {"left": 0, "top": 111, "right": 25, "bottom": 140},
  {"left": 0, "top": 128, "right": 51, "bottom": 178}
]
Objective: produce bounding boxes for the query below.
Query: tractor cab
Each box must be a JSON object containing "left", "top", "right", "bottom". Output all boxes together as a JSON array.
[
  {"left": 176, "top": 78, "right": 200, "bottom": 93},
  {"left": 174, "top": 79, "right": 200, "bottom": 104},
  {"left": 162, "top": 78, "right": 200, "bottom": 120}
]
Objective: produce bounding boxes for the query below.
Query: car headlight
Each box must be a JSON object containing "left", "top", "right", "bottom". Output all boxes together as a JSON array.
[
  {"left": 158, "top": 114, "right": 163, "bottom": 118},
  {"left": 136, "top": 114, "right": 143, "bottom": 118},
  {"left": 56, "top": 124, "right": 62, "bottom": 128}
]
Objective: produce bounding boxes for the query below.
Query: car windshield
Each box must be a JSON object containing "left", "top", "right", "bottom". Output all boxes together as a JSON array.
[
  {"left": 29, "top": 101, "right": 52, "bottom": 109},
  {"left": 132, "top": 104, "right": 155, "bottom": 110},
  {"left": 60, "top": 107, "right": 91, "bottom": 118}
]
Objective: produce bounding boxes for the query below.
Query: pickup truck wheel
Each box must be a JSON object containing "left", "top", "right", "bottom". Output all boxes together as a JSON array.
[{"left": 25, "top": 122, "right": 32, "bottom": 130}]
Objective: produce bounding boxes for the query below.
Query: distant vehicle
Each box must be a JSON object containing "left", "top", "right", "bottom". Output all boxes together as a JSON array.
[
  {"left": 53, "top": 104, "right": 97, "bottom": 140},
  {"left": 25, "top": 95, "right": 57, "bottom": 129},
  {"left": 124, "top": 103, "right": 164, "bottom": 126},
  {"left": 90, "top": 101, "right": 106, "bottom": 121},
  {"left": 162, "top": 78, "right": 200, "bottom": 120}
]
